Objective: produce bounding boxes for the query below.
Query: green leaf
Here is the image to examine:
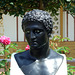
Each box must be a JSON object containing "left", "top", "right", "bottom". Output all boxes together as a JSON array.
[
  {"left": 69, "top": 66, "right": 75, "bottom": 69},
  {"left": 58, "top": 39, "right": 62, "bottom": 42},
  {"left": 64, "top": 37, "right": 70, "bottom": 41},
  {"left": 64, "top": 47, "right": 70, "bottom": 50},
  {"left": 61, "top": 38, "right": 65, "bottom": 42},
  {"left": 67, "top": 57, "right": 73, "bottom": 60},
  {"left": 51, "top": 43, "right": 53, "bottom": 46},
  {"left": 0, "top": 60, "right": 7, "bottom": 67},
  {"left": 9, "top": 44, "right": 17, "bottom": 49},
  {"left": 4, "top": 50, "right": 10, "bottom": 53},
  {"left": 10, "top": 2, "right": 14, "bottom": 5},
  {"left": 16, "top": 49, "right": 25, "bottom": 53},
  {"left": 0, "top": 51, "right": 4, "bottom": 55},
  {"left": 63, "top": 49, "right": 69, "bottom": 53},
  {"left": 0, "top": 72, "right": 4, "bottom": 75},
  {"left": 5, "top": 45, "right": 10, "bottom": 49},
  {"left": 55, "top": 46, "right": 69, "bottom": 53},
  {"left": 12, "top": 43, "right": 18, "bottom": 46},
  {"left": 7, "top": 55, "right": 11, "bottom": 58},
  {"left": 68, "top": 71, "right": 73, "bottom": 75}
]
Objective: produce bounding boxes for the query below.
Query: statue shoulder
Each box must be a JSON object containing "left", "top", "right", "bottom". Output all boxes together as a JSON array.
[
  {"left": 49, "top": 49, "right": 64, "bottom": 60},
  {"left": 14, "top": 50, "right": 30, "bottom": 60},
  {"left": 14, "top": 50, "right": 36, "bottom": 68},
  {"left": 14, "top": 50, "right": 30, "bottom": 68},
  {"left": 48, "top": 49, "right": 64, "bottom": 66},
  {"left": 48, "top": 49, "right": 65, "bottom": 71}
]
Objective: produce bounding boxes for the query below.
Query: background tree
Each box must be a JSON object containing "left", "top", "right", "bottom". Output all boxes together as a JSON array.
[{"left": 0, "top": 0, "right": 75, "bottom": 19}]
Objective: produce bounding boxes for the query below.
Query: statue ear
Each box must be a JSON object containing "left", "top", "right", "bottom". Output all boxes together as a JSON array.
[
  {"left": 48, "top": 33, "right": 51, "bottom": 37},
  {"left": 47, "top": 29, "right": 53, "bottom": 37},
  {"left": 22, "top": 25, "right": 25, "bottom": 32}
]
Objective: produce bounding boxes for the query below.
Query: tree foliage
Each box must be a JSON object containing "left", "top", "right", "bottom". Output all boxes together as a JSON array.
[{"left": 0, "top": 0, "right": 75, "bottom": 19}]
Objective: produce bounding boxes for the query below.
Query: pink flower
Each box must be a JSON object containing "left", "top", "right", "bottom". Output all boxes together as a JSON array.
[
  {"left": 0, "top": 38, "right": 2, "bottom": 43},
  {"left": 0, "top": 36, "right": 11, "bottom": 45},
  {"left": 25, "top": 45, "right": 30, "bottom": 50}
]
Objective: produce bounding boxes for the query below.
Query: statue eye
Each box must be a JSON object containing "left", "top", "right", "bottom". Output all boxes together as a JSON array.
[
  {"left": 34, "top": 29, "right": 41, "bottom": 34},
  {"left": 25, "top": 30, "right": 30, "bottom": 34}
]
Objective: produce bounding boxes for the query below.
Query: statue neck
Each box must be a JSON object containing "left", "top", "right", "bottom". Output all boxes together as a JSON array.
[{"left": 30, "top": 41, "right": 50, "bottom": 59}]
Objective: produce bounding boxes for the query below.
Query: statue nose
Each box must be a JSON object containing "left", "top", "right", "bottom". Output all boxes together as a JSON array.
[{"left": 30, "top": 32, "right": 36, "bottom": 39}]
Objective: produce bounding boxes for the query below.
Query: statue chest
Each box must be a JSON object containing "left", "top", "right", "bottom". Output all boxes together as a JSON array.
[{"left": 21, "top": 59, "right": 60, "bottom": 75}]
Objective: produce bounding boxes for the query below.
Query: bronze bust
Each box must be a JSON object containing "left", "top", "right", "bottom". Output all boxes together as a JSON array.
[{"left": 11, "top": 9, "right": 67, "bottom": 75}]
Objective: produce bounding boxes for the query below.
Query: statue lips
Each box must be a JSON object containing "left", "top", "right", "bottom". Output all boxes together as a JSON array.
[{"left": 30, "top": 41, "right": 38, "bottom": 47}]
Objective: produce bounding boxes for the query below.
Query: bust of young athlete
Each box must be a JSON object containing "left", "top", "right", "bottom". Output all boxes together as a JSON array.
[{"left": 11, "top": 9, "right": 67, "bottom": 75}]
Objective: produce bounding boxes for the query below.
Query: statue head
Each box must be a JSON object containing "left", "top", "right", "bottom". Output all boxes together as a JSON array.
[
  {"left": 22, "top": 9, "right": 53, "bottom": 49},
  {"left": 22, "top": 9, "right": 53, "bottom": 37}
]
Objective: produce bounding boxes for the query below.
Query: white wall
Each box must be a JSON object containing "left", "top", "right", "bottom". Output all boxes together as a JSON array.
[
  {"left": 3, "top": 14, "right": 24, "bottom": 41},
  {"left": 63, "top": 11, "right": 67, "bottom": 38},
  {"left": 3, "top": 13, "right": 61, "bottom": 41},
  {"left": 68, "top": 14, "right": 74, "bottom": 41},
  {"left": 18, "top": 16, "right": 24, "bottom": 41},
  {"left": 63, "top": 12, "right": 74, "bottom": 41},
  {"left": 3, "top": 12, "right": 74, "bottom": 41},
  {"left": 3, "top": 14, "right": 17, "bottom": 41}
]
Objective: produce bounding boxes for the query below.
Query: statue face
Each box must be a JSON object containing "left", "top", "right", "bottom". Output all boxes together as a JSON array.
[{"left": 25, "top": 21, "right": 49, "bottom": 49}]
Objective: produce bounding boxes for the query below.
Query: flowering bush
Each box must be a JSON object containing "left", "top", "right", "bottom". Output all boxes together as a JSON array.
[
  {"left": 0, "top": 35, "right": 75, "bottom": 74},
  {"left": 50, "top": 35, "right": 75, "bottom": 74},
  {"left": 16, "top": 45, "right": 30, "bottom": 53},
  {"left": 0, "top": 36, "right": 11, "bottom": 45},
  {"left": 25, "top": 45, "right": 30, "bottom": 50},
  {"left": 0, "top": 36, "right": 17, "bottom": 75}
]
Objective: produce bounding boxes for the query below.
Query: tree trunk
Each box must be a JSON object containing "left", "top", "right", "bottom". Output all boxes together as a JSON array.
[{"left": 39, "top": 0, "right": 44, "bottom": 10}]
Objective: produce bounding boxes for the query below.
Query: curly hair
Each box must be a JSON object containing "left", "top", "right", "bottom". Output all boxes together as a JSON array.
[{"left": 22, "top": 9, "right": 53, "bottom": 35}]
